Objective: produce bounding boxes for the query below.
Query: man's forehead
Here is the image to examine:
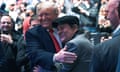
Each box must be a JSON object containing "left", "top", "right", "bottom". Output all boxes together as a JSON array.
[
  {"left": 1, "top": 16, "right": 11, "bottom": 21},
  {"left": 108, "top": 0, "right": 120, "bottom": 5},
  {"left": 106, "top": 0, "right": 119, "bottom": 9},
  {"left": 109, "top": 0, "right": 120, "bottom": 2}
]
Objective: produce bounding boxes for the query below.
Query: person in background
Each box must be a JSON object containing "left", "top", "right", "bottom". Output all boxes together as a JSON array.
[
  {"left": 29, "top": 15, "right": 40, "bottom": 29},
  {"left": 97, "top": 5, "right": 113, "bottom": 33},
  {"left": 22, "top": 5, "right": 35, "bottom": 37},
  {"left": 15, "top": 2, "right": 28, "bottom": 34},
  {"left": 72, "top": 0, "right": 98, "bottom": 32},
  {"left": 7, "top": 1, "right": 18, "bottom": 23},
  {"left": 0, "top": 14, "right": 20, "bottom": 72},
  {"left": 52, "top": 15, "right": 93, "bottom": 72},
  {"left": 25, "top": 2, "right": 77, "bottom": 72},
  {"left": 0, "top": 14, "right": 29, "bottom": 72},
  {"left": 16, "top": 15, "right": 40, "bottom": 72},
  {"left": 90, "top": 0, "right": 120, "bottom": 72}
]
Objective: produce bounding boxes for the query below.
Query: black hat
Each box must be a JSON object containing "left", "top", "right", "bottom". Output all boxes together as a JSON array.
[{"left": 53, "top": 15, "right": 79, "bottom": 28}]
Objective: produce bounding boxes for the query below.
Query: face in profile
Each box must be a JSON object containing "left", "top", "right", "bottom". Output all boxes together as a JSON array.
[
  {"left": 57, "top": 24, "right": 78, "bottom": 43},
  {"left": 106, "top": 0, "right": 120, "bottom": 29}
]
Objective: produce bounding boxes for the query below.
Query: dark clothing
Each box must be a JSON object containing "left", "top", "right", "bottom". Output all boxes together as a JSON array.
[
  {"left": 59, "top": 33, "right": 93, "bottom": 72},
  {"left": 16, "top": 35, "right": 30, "bottom": 72},
  {"left": 115, "top": 29, "right": 120, "bottom": 72},
  {"left": 0, "top": 41, "right": 8, "bottom": 72},
  {"left": 25, "top": 25, "right": 57, "bottom": 71},
  {"left": 112, "top": 28, "right": 120, "bottom": 38},
  {"left": 90, "top": 35, "right": 120, "bottom": 72},
  {"left": 1, "top": 31, "right": 20, "bottom": 72},
  {"left": 116, "top": 47, "right": 120, "bottom": 72}
]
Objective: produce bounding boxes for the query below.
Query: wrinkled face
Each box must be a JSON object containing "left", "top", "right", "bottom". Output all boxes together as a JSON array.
[
  {"left": 0, "top": 16, "right": 13, "bottom": 32},
  {"left": 106, "top": 0, "right": 120, "bottom": 29},
  {"left": 37, "top": 7, "right": 58, "bottom": 29},
  {"left": 57, "top": 24, "right": 77, "bottom": 43}
]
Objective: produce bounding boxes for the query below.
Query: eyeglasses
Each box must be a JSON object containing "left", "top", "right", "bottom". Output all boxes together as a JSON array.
[{"left": 1, "top": 21, "right": 12, "bottom": 24}]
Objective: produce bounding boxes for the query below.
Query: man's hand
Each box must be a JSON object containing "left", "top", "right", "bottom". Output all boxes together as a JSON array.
[
  {"left": 54, "top": 47, "right": 77, "bottom": 63},
  {"left": 0, "top": 34, "right": 13, "bottom": 44},
  {"left": 33, "top": 65, "right": 40, "bottom": 72}
]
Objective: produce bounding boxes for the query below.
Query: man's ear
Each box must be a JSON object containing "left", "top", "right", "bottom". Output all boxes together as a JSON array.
[
  {"left": 73, "top": 24, "right": 78, "bottom": 29},
  {"left": 73, "top": 24, "right": 78, "bottom": 32}
]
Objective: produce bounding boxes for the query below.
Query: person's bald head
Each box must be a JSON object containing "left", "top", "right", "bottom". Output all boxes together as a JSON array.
[{"left": 106, "top": 0, "right": 120, "bottom": 29}]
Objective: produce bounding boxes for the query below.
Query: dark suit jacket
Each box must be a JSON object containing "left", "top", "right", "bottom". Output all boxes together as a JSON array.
[
  {"left": 112, "top": 27, "right": 120, "bottom": 72},
  {"left": 116, "top": 46, "right": 120, "bottom": 72},
  {"left": 25, "top": 25, "right": 57, "bottom": 71},
  {"left": 90, "top": 35, "right": 120, "bottom": 72},
  {"left": 112, "top": 28, "right": 120, "bottom": 38},
  {"left": 59, "top": 34, "right": 93, "bottom": 72}
]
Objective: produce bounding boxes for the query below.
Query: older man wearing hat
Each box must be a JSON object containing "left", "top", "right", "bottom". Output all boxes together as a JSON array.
[{"left": 53, "top": 15, "right": 93, "bottom": 72}]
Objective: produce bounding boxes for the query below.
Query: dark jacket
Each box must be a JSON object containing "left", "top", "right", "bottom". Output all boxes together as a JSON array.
[
  {"left": 90, "top": 35, "right": 120, "bottom": 72},
  {"left": 25, "top": 25, "right": 57, "bottom": 71},
  {"left": 0, "top": 41, "right": 8, "bottom": 72},
  {"left": 116, "top": 45, "right": 120, "bottom": 72},
  {"left": 16, "top": 35, "right": 31, "bottom": 72},
  {"left": 1, "top": 30, "right": 21, "bottom": 72}
]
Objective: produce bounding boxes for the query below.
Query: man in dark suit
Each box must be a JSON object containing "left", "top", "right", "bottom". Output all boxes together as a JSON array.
[
  {"left": 53, "top": 15, "right": 93, "bottom": 72},
  {"left": 25, "top": 2, "right": 77, "bottom": 72},
  {"left": 116, "top": 45, "right": 120, "bottom": 72},
  {"left": 90, "top": 0, "right": 120, "bottom": 72}
]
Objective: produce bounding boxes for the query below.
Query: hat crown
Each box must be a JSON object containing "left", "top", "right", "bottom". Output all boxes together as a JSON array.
[{"left": 53, "top": 15, "right": 79, "bottom": 27}]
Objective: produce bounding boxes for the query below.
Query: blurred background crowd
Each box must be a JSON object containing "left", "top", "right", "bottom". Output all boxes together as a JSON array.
[
  {"left": 0, "top": 0, "right": 120, "bottom": 72},
  {"left": 0, "top": 0, "right": 113, "bottom": 44}
]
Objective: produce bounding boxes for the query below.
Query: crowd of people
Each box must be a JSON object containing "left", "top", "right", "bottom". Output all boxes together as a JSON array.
[{"left": 0, "top": 0, "right": 120, "bottom": 72}]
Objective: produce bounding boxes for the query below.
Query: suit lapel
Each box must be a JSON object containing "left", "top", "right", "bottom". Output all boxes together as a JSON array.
[{"left": 113, "top": 28, "right": 120, "bottom": 37}]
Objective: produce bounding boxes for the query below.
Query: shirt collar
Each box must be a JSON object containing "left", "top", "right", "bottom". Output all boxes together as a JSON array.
[{"left": 113, "top": 24, "right": 120, "bottom": 34}]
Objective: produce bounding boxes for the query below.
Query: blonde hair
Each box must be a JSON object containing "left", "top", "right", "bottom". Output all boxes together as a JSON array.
[{"left": 36, "top": 2, "right": 59, "bottom": 15}]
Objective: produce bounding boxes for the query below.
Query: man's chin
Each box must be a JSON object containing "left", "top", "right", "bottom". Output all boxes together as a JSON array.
[
  {"left": 61, "top": 38, "right": 66, "bottom": 42},
  {"left": 41, "top": 25, "right": 50, "bottom": 28}
]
